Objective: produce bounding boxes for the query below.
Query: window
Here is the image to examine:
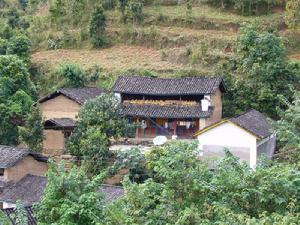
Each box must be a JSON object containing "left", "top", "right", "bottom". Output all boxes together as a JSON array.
[{"left": 0, "top": 168, "right": 4, "bottom": 176}]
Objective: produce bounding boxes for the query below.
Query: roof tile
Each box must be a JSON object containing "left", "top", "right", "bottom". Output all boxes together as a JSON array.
[{"left": 113, "top": 76, "right": 225, "bottom": 96}]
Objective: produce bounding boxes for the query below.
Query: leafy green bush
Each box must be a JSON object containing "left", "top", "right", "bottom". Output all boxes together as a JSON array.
[
  {"left": 6, "top": 32, "right": 31, "bottom": 59},
  {"left": 286, "top": 0, "right": 300, "bottom": 28},
  {"left": 18, "top": 105, "right": 44, "bottom": 152},
  {"left": 0, "top": 55, "right": 37, "bottom": 145},
  {"left": 67, "top": 93, "right": 135, "bottom": 174},
  {"left": 37, "top": 161, "right": 107, "bottom": 225},
  {"left": 0, "top": 38, "right": 7, "bottom": 55},
  {"left": 113, "top": 147, "right": 148, "bottom": 183},
  {"left": 205, "top": 0, "right": 285, "bottom": 15},
  {"left": 58, "top": 63, "right": 86, "bottom": 88},
  {"left": 103, "top": 141, "right": 300, "bottom": 224},
  {"left": 125, "top": 0, "right": 144, "bottom": 24}
]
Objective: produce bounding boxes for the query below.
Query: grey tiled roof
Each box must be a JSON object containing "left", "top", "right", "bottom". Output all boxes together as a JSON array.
[
  {"left": 1, "top": 206, "right": 37, "bottom": 225},
  {"left": 113, "top": 76, "right": 225, "bottom": 96},
  {"left": 230, "top": 109, "right": 273, "bottom": 139},
  {"left": 100, "top": 185, "right": 124, "bottom": 203},
  {"left": 39, "top": 87, "right": 103, "bottom": 105},
  {"left": 122, "top": 103, "right": 212, "bottom": 119},
  {"left": 0, "top": 146, "right": 48, "bottom": 168},
  {"left": 44, "top": 118, "right": 76, "bottom": 129},
  {"left": 0, "top": 175, "right": 47, "bottom": 206}
]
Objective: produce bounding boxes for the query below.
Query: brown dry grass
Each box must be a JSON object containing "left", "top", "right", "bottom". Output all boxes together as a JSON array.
[{"left": 31, "top": 45, "right": 184, "bottom": 72}]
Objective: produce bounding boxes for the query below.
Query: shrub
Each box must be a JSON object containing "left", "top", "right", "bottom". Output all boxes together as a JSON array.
[
  {"left": 125, "top": 0, "right": 144, "bottom": 24},
  {"left": 59, "top": 63, "right": 86, "bottom": 88},
  {"left": 6, "top": 32, "right": 31, "bottom": 59}
]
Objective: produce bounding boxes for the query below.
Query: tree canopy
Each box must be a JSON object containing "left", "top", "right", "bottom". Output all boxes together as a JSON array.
[
  {"left": 67, "top": 93, "right": 134, "bottom": 174},
  {"left": 0, "top": 55, "right": 37, "bottom": 145},
  {"left": 37, "top": 161, "right": 107, "bottom": 225},
  {"left": 103, "top": 141, "right": 300, "bottom": 224}
]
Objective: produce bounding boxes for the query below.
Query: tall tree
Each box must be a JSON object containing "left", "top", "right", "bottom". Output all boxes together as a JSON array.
[
  {"left": 18, "top": 105, "right": 44, "bottom": 152},
  {"left": 37, "top": 161, "right": 106, "bottom": 225},
  {"left": 88, "top": 5, "right": 106, "bottom": 48},
  {"left": 223, "top": 25, "right": 300, "bottom": 119},
  {"left": 0, "top": 55, "right": 37, "bottom": 145},
  {"left": 67, "top": 93, "right": 134, "bottom": 174}
]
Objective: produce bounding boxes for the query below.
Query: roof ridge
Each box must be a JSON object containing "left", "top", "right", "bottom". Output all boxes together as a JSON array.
[
  {"left": 101, "top": 184, "right": 124, "bottom": 189},
  {"left": 232, "top": 108, "right": 262, "bottom": 119},
  {"left": 118, "top": 75, "right": 222, "bottom": 80}
]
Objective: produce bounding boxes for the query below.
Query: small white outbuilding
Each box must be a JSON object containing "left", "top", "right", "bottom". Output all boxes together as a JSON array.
[{"left": 194, "top": 109, "right": 276, "bottom": 169}]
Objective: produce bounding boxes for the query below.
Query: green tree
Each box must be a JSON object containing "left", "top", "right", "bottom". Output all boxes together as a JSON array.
[
  {"left": 0, "top": 55, "right": 37, "bottom": 145},
  {"left": 19, "top": 0, "right": 28, "bottom": 10},
  {"left": 125, "top": 0, "right": 144, "bottom": 24},
  {"left": 103, "top": 141, "right": 300, "bottom": 224},
  {"left": 275, "top": 92, "right": 300, "bottom": 164},
  {"left": 59, "top": 63, "right": 85, "bottom": 87},
  {"left": 286, "top": 0, "right": 300, "bottom": 28},
  {"left": 6, "top": 32, "right": 31, "bottom": 60},
  {"left": 36, "top": 161, "right": 106, "bottom": 225},
  {"left": 18, "top": 105, "right": 44, "bottom": 152},
  {"left": 0, "top": 38, "right": 7, "bottom": 55},
  {"left": 88, "top": 5, "right": 107, "bottom": 48},
  {"left": 113, "top": 147, "right": 148, "bottom": 183},
  {"left": 223, "top": 25, "right": 300, "bottom": 119},
  {"left": 7, "top": 9, "right": 21, "bottom": 29},
  {"left": 67, "top": 93, "right": 134, "bottom": 174},
  {"left": 118, "top": 0, "right": 128, "bottom": 23}
]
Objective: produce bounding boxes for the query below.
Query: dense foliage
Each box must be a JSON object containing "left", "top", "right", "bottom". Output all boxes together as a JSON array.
[
  {"left": 223, "top": 25, "right": 300, "bottom": 119},
  {"left": 113, "top": 147, "right": 148, "bottom": 183},
  {"left": 88, "top": 5, "right": 107, "bottom": 48},
  {"left": 205, "top": 0, "right": 285, "bottom": 15},
  {"left": 275, "top": 92, "right": 300, "bottom": 164},
  {"left": 103, "top": 141, "right": 300, "bottom": 224},
  {"left": 37, "top": 161, "right": 107, "bottom": 225},
  {"left": 67, "top": 93, "right": 134, "bottom": 174},
  {"left": 59, "top": 63, "right": 86, "bottom": 87},
  {"left": 0, "top": 55, "right": 37, "bottom": 145},
  {"left": 18, "top": 105, "right": 44, "bottom": 152},
  {"left": 286, "top": 0, "right": 300, "bottom": 28}
]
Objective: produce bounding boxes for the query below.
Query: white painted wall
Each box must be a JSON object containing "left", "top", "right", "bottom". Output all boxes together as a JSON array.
[
  {"left": 3, "top": 202, "right": 16, "bottom": 209},
  {"left": 197, "top": 122, "right": 257, "bottom": 168}
]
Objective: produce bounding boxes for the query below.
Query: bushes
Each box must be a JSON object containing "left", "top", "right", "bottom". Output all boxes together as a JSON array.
[
  {"left": 286, "top": 0, "right": 300, "bottom": 28},
  {"left": 58, "top": 63, "right": 86, "bottom": 87},
  {"left": 6, "top": 32, "right": 31, "bottom": 59},
  {"left": 118, "top": 0, "right": 144, "bottom": 24},
  {"left": 205, "top": 0, "right": 285, "bottom": 15},
  {"left": 67, "top": 93, "right": 135, "bottom": 174},
  {"left": 102, "top": 141, "right": 300, "bottom": 224}
]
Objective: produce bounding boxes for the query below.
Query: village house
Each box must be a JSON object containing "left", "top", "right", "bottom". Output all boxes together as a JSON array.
[
  {"left": 194, "top": 109, "right": 276, "bottom": 169},
  {"left": 0, "top": 145, "right": 48, "bottom": 209},
  {"left": 38, "top": 87, "right": 103, "bottom": 157},
  {"left": 112, "top": 75, "right": 226, "bottom": 140}
]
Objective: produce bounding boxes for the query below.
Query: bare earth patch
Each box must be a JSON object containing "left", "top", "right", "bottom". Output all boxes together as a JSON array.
[
  {"left": 31, "top": 45, "right": 183, "bottom": 72},
  {"left": 290, "top": 54, "right": 300, "bottom": 62}
]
